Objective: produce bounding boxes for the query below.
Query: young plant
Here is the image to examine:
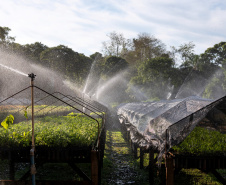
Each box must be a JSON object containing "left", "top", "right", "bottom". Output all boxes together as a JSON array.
[
  {"left": 1, "top": 114, "right": 14, "bottom": 130},
  {"left": 172, "top": 127, "right": 226, "bottom": 155}
]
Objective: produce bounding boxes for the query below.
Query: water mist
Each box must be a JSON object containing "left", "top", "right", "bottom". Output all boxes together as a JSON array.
[
  {"left": 0, "top": 49, "right": 79, "bottom": 99},
  {"left": 174, "top": 69, "right": 223, "bottom": 99}
]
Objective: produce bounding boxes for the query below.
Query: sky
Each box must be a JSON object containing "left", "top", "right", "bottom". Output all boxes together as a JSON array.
[{"left": 0, "top": 0, "right": 226, "bottom": 57}]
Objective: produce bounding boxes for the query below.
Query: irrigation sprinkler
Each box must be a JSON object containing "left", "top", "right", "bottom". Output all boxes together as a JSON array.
[{"left": 28, "top": 73, "right": 36, "bottom": 185}]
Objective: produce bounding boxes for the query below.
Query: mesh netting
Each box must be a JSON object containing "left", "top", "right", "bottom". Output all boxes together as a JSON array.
[
  {"left": 0, "top": 85, "right": 106, "bottom": 149},
  {"left": 117, "top": 95, "right": 226, "bottom": 161}
]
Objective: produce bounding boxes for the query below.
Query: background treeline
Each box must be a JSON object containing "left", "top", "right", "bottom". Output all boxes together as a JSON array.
[{"left": 1, "top": 26, "right": 226, "bottom": 103}]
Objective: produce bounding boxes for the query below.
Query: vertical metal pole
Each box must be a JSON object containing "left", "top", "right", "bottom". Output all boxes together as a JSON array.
[
  {"left": 28, "top": 73, "right": 36, "bottom": 185},
  {"left": 165, "top": 129, "right": 174, "bottom": 185},
  {"left": 31, "top": 78, "right": 35, "bottom": 149}
]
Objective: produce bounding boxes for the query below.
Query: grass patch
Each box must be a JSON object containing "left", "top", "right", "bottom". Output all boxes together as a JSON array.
[{"left": 102, "top": 130, "right": 149, "bottom": 185}]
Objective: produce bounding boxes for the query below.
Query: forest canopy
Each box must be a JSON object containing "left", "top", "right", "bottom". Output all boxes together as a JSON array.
[{"left": 0, "top": 26, "right": 226, "bottom": 104}]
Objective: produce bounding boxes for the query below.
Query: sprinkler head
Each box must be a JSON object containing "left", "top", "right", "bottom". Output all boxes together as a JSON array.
[{"left": 28, "top": 73, "right": 36, "bottom": 81}]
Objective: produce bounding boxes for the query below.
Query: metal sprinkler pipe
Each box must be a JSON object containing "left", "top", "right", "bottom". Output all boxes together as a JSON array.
[
  {"left": 28, "top": 73, "right": 36, "bottom": 81},
  {"left": 28, "top": 73, "right": 36, "bottom": 185}
]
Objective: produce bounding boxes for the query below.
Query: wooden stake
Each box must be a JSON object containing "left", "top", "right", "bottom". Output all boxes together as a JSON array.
[
  {"left": 149, "top": 150, "right": 154, "bottom": 184},
  {"left": 91, "top": 150, "right": 99, "bottom": 185},
  {"left": 140, "top": 148, "right": 144, "bottom": 169},
  {"left": 166, "top": 156, "right": 174, "bottom": 185}
]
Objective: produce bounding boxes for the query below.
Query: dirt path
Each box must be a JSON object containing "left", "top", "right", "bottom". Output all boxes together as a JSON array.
[{"left": 101, "top": 126, "right": 149, "bottom": 185}]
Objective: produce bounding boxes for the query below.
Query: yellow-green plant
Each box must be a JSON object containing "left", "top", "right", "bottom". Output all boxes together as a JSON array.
[
  {"left": 0, "top": 113, "right": 101, "bottom": 147},
  {"left": 1, "top": 114, "right": 14, "bottom": 130},
  {"left": 172, "top": 127, "right": 226, "bottom": 155}
]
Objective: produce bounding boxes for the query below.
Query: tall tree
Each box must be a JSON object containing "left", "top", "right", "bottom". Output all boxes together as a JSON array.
[
  {"left": 102, "top": 31, "right": 131, "bottom": 57},
  {"left": 128, "top": 57, "right": 175, "bottom": 100},
  {"left": 0, "top": 26, "right": 15, "bottom": 49},
  {"left": 77, "top": 53, "right": 93, "bottom": 85},
  {"left": 171, "top": 42, "right": 199, "bottom": 69},
  {"left": 203, "top": 72, "right": 225, "bottom": 99},
  {"left": 23, "top": 42, "right": 48, "bottom": 62},
  {"left": 89, "top": 52, "right": 105, "bottom": 78},
  {"left": 9, "top": 42, "right": 26, "bottom": 55},
  {"left": 200, "top": 42, "right": 226, "bottom": 66},
  {"left": 90, "top": 52, "right": 103, "bottom": 61},
  {"left": 131, "top": 33, "right": 166, "bottom": 64},
  {"left": 40, "top": 45, "right": 79, "bottom": 77},
  {"left": 102, "top": 56, "right": 128, "bottom": 79}
]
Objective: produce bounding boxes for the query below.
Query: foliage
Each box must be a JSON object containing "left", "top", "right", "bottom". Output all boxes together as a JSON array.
[
  {"left": 39, "top": 45, "right": 92, "bottom": 85},
  {"left": 0, "top": 113, "right": 101, "bottom": 147},
  {"left": 90, "top": 111, "right": 105, "bottom": 116},
  {"left": 200, "top": 42, "right": 226, "bottom": 66},
  {"left": 142, "top": 97, "right": 160, "bottom": 102},
  {"left": 0, "top": 105, "right": 75, "bottom": 123},
  {"left": 102, "top": 56, "right": 128, "bottom": 78},
  {"left": 2, "top": 25, "right": 226, "bottom": 100},
  {"left": 132, "top": 33, "right": 167, "bottom": 63},
  {"left": 110, "top": 102, "right": 120, "bottom": 109},
  {"left": 1, "top": 114, "right": 14, "bottom": 130},
  {"left": 128, "top": 57, "right": 176, "bottom": 100},
  {"left": 174, "top": 168, "right": 223, "bottom": 185},
  {"left": 23, "top": 42, "right": 49, "bottom": 62},
  {"left": 0, "top": 26, "right": 15, "bottom": 47},
  {"left": 203, "top": 75, "right": 225, "bottom": 99},
  {"left": 40, "top": 45, "right": 77, "bottom": 71},
  {"left": 172, "top": 127, "right": 226, "bottom": 155},
  {"left": 171, "top": 42, "right": 195, "bottom": 66},
  {"left": 102, "top": 31, "right": 130, "bottom": 57}
]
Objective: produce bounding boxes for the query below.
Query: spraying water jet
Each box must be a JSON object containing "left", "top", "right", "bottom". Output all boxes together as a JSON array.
[{"left": 0, "top": 63, "right": 27, "bottom": 77}]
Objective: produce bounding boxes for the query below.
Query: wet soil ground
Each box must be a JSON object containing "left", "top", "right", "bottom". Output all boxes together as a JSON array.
[{"left": 101, "top": 124, "right": 149, "bottom": 185}]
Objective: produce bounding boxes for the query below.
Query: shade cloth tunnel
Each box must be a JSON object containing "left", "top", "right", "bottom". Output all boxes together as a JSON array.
[{"left": 117, "top": 95, "right": 226, "bottom": 162}]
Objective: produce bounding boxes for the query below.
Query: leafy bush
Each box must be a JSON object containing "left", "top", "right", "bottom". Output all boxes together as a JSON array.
[
  {"left": 172, "top": 127, "right": 226, "bottom": 155},
  {"left": 0, "top": 113, "right": 101, "bottom": 147}
]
